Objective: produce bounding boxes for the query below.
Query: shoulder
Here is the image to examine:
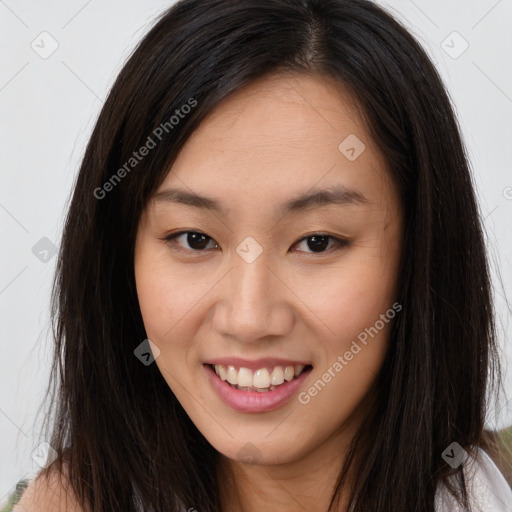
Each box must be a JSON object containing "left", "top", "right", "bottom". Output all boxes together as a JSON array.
[
  {"left": 436, "top": 446, "right": 512, "bottom": 512},
  {"left": 12, "top": 465, "right": 87, "bottom": 512}
]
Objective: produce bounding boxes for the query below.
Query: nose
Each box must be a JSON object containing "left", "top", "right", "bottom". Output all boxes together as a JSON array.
[{"left": 211, "top": 249, "right": 294, "bottom": 343}]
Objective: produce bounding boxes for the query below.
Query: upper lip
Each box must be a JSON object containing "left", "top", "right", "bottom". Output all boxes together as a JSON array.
[{"left": 203, "top": 357, "right": 312, "bottom": 371}]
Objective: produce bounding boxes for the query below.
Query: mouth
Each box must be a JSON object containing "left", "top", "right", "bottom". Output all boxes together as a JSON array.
[
  {"left": 204, "top": 361, "right": 313, "bottom": 412},
  {"left": 207, "top": 363, "right": 313, "bottom": 392}
]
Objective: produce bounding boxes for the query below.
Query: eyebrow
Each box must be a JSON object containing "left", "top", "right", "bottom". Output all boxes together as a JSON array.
[{"left": 152, "top": 185, "right": 371, "bottom": 214}]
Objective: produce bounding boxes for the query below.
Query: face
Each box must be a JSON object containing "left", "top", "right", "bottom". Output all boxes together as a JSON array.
[{"left": 134, "top": 73, "right": 403, "bottom": 466}]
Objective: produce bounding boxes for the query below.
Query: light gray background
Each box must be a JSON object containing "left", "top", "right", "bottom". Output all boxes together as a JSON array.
[{"left": 1, "top": 0, "right": 511, "bottom": 503}]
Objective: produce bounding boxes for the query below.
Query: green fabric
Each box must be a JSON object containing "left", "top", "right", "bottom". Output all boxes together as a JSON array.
[{"left": 1, "top": 480, "right": 29, "bottom": 512}]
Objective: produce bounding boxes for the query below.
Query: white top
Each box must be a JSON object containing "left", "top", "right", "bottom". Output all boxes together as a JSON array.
[{"left": 435, "top": 447, "right": 512, "bottom": 511}]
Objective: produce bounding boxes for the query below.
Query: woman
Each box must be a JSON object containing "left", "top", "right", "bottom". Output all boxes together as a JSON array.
[{"left": 12, "top": 0, "right": 512, "bottom": 510}]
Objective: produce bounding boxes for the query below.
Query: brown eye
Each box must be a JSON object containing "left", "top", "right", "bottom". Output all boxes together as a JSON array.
[
  {"left": 305, "top": 235, "right": 330, "bottom": 252},
  {"left": 292, "top": 234, "right": 348, "bottom": 254},
  {"left": 164, "top": 231, "right": 218, "bottom": 251}
]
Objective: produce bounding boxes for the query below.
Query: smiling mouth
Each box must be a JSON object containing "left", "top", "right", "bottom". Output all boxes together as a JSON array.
[{"left": 208, "top": 363, "right": 313, "bottom": 392}]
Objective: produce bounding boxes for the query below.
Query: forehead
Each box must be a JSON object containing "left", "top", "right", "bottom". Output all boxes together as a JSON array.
[{"left": 152, "top": 73, "right": 396, "bottom": 214}]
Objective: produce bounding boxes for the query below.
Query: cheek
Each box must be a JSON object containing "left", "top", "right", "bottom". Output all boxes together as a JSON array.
[
  {"left": 134, "top": 250, "right": 208, "bottom": 393},
  {"left": 297, "top": 268, "right": 397, "bottom": 429},
  {"left": 295, "top": 252, "right": 399, "bottom": 349},
  {"left": 134, "top": 244, "right": 205, "bottom": 345}
]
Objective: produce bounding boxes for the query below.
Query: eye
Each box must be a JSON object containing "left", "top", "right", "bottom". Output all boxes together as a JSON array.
[
  {"left": 291, "top": 233, "right": 349, "bottom": 254},
  {"left": 162, "top": 231, "right": 219, "bottom": 252},
  {"left": 160, "top": 231, "right": 349, "bottom": 255}
]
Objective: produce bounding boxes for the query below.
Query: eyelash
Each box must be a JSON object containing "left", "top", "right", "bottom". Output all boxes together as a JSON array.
[{"left": 159, "top": 230, "right": 349, "bottom": 256}]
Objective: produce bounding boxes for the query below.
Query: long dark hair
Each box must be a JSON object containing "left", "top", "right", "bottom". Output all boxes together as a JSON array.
[{"left": 39, "top": 0, "right": 502, "bottom": 510}]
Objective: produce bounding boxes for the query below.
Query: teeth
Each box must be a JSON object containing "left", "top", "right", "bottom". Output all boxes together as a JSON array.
[
  {"left": 284, "top": 366, "right": 294, "bottom": 381},
  {"left": 237, "top": 367, "right": 253, "bottom": 387},
  {"left": 226, "top": 365, "right": 237, "bottom": 385},
  {"left": 253, "top": 368, "right": 271, "bottom": 388},
  {"left": 213, "top": 363, "right": 309, "bottom": 391},
  {"left": 270, "top": 366, "right": 284, "bottom": 385}
]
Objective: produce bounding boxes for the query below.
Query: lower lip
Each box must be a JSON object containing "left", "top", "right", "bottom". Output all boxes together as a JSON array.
[{"left": 204, "top": 364, "right": 312, "bottom": 413}]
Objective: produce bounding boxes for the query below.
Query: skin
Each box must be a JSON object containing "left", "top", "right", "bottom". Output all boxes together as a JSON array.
[{"left": 134, "top": 72, "right": 403, "bottom": 512}]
